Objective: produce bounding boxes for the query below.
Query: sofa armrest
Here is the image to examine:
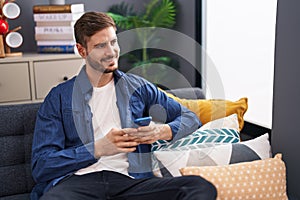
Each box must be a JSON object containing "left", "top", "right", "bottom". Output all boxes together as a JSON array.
[
  {"left": 240, "top": 121, "right": 271, "bottom": 141},
  {"left": 166, "top": 87, "right": 205, "bottom": 99}
]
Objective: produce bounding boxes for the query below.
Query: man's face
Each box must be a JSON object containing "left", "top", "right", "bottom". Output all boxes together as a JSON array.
[{"left": 79, "top": 26, "right": 120, "bottom": 73}]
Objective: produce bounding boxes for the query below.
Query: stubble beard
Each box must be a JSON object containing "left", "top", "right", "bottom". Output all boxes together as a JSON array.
[{"left": 86, "top": 55, "right": 118, "bottom": 74}]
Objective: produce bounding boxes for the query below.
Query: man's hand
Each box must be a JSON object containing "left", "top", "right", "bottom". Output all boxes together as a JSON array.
[
  {"left": 94, "top": 128, "right": 139, "bottom": 159},
  {"left": 129, "top": 123, "right": 173, "bottom": 144}
]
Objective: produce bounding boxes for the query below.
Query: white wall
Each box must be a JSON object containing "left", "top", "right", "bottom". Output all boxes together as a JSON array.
[{"left": 204, "top": 0, "right": 277, "bottom": 128}]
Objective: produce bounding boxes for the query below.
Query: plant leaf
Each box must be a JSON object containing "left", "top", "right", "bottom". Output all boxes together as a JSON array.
[
  {"left": 145, "top": 0, "right": 160, "bottom": 19},
  {"left": 107, "top": 2, "right": 136, "bottom": 16},
  {"left": 148, "top": 0, "right": 176, "bottom": 28},
  {"left": 133, "top": 56, "right": 172, "bottom": 67}
]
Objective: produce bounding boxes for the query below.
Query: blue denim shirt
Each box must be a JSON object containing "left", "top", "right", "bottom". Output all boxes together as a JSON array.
[{"left": 31, "top": 66, "right": 201, "bottom": 199}]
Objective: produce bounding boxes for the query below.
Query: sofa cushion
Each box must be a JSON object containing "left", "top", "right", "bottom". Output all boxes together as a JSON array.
[
  {"left": 198, "top": 114, "right": 239, "bottom": 131},
  {"left": 162, "top": 90, "right": 248, "bottom": 131},
  {"left": 180, "top": 154, "right": 288, "bottom": 200},
  {"left": 152, "top": 133, "right": 271, "bottom": 177},
  {"left": 0, "top": 103, "right": 41, "bottom": 199},
  {"left": 0, "top": 193, "right": 31, "bottom": 200}
]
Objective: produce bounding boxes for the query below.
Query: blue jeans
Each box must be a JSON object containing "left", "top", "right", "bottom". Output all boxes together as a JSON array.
[{"left": 40, "top": 171, "right": 217, "bottom": 200}]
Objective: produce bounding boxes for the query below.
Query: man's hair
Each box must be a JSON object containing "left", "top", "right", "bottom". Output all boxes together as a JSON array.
[{"left": 74, "top": 12, "right": 116, "bottom": 47}]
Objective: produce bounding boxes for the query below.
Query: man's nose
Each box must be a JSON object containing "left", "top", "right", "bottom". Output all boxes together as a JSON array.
[{"left": 105, "top": 44, "right": 116, "bottom": 56}]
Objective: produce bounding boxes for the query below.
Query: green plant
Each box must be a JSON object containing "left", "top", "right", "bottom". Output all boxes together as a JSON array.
[{"left": 107, "top": 0, "right": 177, "bottom": 68}]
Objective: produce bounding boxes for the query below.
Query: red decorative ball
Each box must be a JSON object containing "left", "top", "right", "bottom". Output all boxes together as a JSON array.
[{"left": 0, "top": 19, "right": 9, "bottom": 34}]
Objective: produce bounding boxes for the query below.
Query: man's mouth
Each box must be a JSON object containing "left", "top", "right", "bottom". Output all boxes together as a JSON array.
[
  {"left": 108, "top": 61, "right": 115, "bottom": 66},
  {"left": 102, "top": 57, "right": 115, "bottom": 65}
]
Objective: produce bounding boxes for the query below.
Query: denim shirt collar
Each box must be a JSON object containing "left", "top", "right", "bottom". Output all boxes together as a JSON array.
[
  {"left": 73, "top": 65, "right": 124, "bottom": 108},
  {"left": 76, "top": 65, "right": 93, "bottom": 98},
  {"left": 75, "top": 65, "right": 124, "bottom": 97},
  {"left": 73, "top": 65, "right": 130, "bottom": 130}
]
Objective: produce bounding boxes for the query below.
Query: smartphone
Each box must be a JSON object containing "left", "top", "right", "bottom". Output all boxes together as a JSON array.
[{"left": 134, "top": 116, "right": 152, "bottom": 126}]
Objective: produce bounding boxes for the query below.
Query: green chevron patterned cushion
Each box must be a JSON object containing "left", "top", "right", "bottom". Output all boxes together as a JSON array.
[
  {"left": 152, "top": 133, "right": 271, "bottom": 177},
  {"left": 151, "top": 128, "right": 240, "bottom": 151}
]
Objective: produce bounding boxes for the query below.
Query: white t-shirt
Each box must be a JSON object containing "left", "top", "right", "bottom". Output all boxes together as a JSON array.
[{"left": 75, "top": 78, "right": 129, "bottom": 176}]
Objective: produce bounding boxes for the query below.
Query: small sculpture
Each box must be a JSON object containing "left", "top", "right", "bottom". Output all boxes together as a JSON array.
[{"left": 0, "top": 0, "right": 23, "bottom": 58}]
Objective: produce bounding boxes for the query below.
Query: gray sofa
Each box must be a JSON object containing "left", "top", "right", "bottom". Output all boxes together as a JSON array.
[
  {"left": 0, "top": 87, "right": 266, "bottom": 199},
  {"left": 0, "top": 103, "right": 41, "bottom": 200},
  {"left": 0, "top": 88, "right": 206, "bottom": 199}
]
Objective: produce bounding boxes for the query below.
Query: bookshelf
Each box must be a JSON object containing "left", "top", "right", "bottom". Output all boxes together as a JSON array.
[{"left": 33, "top": 3, "right": 84, "bottom": 53}]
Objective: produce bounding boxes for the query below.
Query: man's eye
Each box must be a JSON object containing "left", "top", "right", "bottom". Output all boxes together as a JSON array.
[
  {"left": 111, "top": 40, "right": 117, "bottom": 46},
  {"left": 96, "top": 43, "right": 106, "bottom": 49}
]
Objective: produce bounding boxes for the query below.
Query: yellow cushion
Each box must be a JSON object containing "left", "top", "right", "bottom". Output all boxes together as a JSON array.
[
  {"left": 163, "top": 91, "right": 248, "bottom": 131},
  {"left": 180, "top": 154, "right": 288, "bottom": 200}
]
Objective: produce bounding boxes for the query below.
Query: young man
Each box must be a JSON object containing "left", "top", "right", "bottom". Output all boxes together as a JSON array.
[{"left": 31, "top": 12, "right": 217, "bottom": 200}]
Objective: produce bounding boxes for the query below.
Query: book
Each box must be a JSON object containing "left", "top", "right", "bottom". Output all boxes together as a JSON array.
[
  {"left": 35, "top": 33, "right": 74, "bottom": 40},
  {"left": 35, "top": 26, "right": 73, "bottom": 34},
  {"left": 33, "top": 4, "right": 84, "bottom": 13},
  {"left": 37, "top": 40, "right": 76, "bottom": 46},
  {"left": 35, "top": 21, "right": 76, "bottom": 27},
  {"left": 37, "top": 45, "right": 75, "bottom": 53},
  {"left": 33, "top": 12, "right": 83, "bottom": 22}
]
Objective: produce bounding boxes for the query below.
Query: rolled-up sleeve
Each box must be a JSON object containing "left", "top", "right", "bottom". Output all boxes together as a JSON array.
[{"left": 144, "top": 83, "right": 202, "bottom": 141}]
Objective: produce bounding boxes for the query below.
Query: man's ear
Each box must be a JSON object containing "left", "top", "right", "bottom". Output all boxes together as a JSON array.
[{"left": 76, "top": 43, "right": 86, "bottom": 58}]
